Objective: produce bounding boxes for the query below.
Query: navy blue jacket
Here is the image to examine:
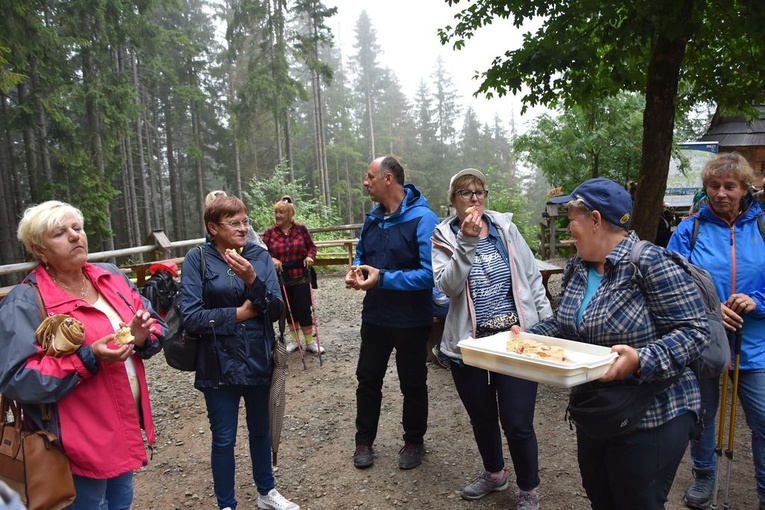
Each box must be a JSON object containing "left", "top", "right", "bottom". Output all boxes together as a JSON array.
[
  {"left": 354, "top": 184, "right": 439, "bottom": 328},
  {"left": 179, "top": 241, "right": 283, "bottom": 388}
]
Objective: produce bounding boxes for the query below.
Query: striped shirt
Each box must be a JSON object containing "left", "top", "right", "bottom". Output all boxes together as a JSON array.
[
  {"left": 469, "top": 237, "right": 515, "bottom": 327},
  {"left": 529, "top": 232, "right": 708, "bottom": 431}
]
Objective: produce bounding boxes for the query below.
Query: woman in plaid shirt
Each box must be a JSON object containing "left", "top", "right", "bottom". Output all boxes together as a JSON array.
[
  {"left": 530, "top": 178, "right": 708, "bottom": 510},
  {"left": 263, "top": 196, "right": 321, "bottom": 354}
]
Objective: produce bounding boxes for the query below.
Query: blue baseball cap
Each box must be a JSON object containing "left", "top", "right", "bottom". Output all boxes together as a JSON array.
[{"left": 549, "top": 178, "right": 632, "bottom": 228}]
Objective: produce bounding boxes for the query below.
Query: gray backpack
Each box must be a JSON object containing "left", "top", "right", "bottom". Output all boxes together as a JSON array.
[{"left": 631, "top": 240, "right": 730, "bottom": 379}]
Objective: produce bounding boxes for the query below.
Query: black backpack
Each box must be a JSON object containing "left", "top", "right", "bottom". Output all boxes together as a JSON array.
[
  {"left": 140, "top": 269, "right": 179, "bottom": 317},
  {"left": 162, "top": 246, "right": 205, "bottom": 371}
]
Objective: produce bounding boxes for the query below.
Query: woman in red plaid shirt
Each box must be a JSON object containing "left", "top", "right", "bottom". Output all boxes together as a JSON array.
[{"left": 263, "top": 196, "right": 322, "bottom": 354}]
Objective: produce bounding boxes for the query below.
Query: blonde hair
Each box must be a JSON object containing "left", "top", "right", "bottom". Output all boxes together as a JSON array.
[
  {"left": 273, "top": 195, "right": 295, "bottom": 218},
  {"left": 205, "top": 190, "right": 228, "bottom": 208},
  {"left": 17, "top": 201, "right": 85, "bottom": 255},
  {"left": 701, "top": 152, "right": 755, "bottom": 189}
]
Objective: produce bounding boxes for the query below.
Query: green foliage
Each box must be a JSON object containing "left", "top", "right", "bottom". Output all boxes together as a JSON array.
[
  {"left": 514, "top": 92, "right": 644, "bottom": 192},
  {"left": 483, "top": 168, "right": 538, "bottom": 251},
  {"left": 243, "top": 162, "right": 341, "bottom": 235}
]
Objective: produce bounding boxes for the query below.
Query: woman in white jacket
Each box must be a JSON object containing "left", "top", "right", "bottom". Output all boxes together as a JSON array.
[{"left": 431, "top": 168, "right": 552, "bottom": 510}]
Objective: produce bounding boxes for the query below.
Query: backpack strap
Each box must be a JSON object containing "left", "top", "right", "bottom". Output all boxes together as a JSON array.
[
  {"left": 689, "top": 216, "right": 701, "bottom": 253},
  {"left": 691, "top": 212, "right": 765, "bottom": 253},
  {"left": 629, "top": 239, "right": 652, "bottom": 272}
]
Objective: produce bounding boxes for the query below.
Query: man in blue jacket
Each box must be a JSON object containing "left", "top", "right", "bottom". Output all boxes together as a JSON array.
[{"left": 345, "top": 155, "right": 440, "bottom": 471}]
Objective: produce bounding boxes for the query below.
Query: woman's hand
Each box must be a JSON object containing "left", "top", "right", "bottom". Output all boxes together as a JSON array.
[
  {"left": 92, "top": 335, "right": 133, "bottom": 363},
  {"left": 460, "top": 211, "right": 482, "bottom": 237},
  {"left": 237, "top": 299, "right": 260, "bottom": 321},
  {"left": 723, "top": 293, "right": 751, "bottom": 330},
  {"left": 225, "top": 250, "right": 256, "bottom": 286},
  {"left": 125, "top": 309, "right": 155, "bottom": 347},
  {"left": 600, "top": 345, "right": 639, "bottom": 382},
  {"left": 304, "top": 256, "right": 314, "bottom": 268},
  {"left": 272, "top": 257, "right": 283, "bottom": 272}
]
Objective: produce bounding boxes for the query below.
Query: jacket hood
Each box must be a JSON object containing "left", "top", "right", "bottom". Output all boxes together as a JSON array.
[
  {"left": 367, "top": 183, "right": 432, "bottom": 220},
  {"left": 698, "top": 192, "right": 763, "bottom": 225}
]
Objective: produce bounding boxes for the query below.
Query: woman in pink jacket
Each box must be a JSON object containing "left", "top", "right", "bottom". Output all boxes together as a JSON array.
[{"left": 0, "top": 200, "right": 164, "bottom": 510}]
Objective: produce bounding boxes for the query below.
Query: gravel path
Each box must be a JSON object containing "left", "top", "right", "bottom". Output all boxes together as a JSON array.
[{"left": 133, "top": 269, "right": 756, "bottom": 509}]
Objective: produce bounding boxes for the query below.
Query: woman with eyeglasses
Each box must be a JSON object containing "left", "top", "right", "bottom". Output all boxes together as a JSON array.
[
  {"left": 179, "top": 196, "right": 299, "bottom": 510},
  {"left": 431, "top": 169, "right": 553, "bottom": 510},
  {"left": 263, "top": 195, "right": 321, "bottom": 354}
]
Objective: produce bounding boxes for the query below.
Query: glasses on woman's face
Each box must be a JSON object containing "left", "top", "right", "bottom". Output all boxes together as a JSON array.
[
  {"left": 455, "top": 189, "right": 489, "bottom": 200},
  {"left": 217, "top": 218, "right": 251, "bottom": 229}
]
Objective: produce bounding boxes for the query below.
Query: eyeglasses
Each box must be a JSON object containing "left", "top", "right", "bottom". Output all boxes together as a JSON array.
[
  {"left": 217, "top": 218, "right": 251, "bottom": 229},
  {"left": 455, "top": 189, "right": 489, "bottom": 200}
]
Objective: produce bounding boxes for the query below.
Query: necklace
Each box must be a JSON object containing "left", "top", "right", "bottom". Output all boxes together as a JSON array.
[{"left": 53, "top": 275, "right": 89, "bottom": 299}]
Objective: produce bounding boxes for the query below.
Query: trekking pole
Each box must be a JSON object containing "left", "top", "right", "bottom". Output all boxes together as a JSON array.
[
  {"left": 307, "top": 279, "right": 322, "bottom": 367},
  {"left": 722, "top": 328, "right": 744, "bottom": 510},
  {"left": 711, "top": 330, "right": 735, "bottom": 510},
  {"left": 278, "top": 271, "right": 306, "bottom": 370}
]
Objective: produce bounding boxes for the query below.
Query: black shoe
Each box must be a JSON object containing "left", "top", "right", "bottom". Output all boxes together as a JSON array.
[
  {"left": 353, "top": 444, "right": 374, "bottom": 468},
  {"left": 398, "top": 442, "right": 424, "bottom": 470}
]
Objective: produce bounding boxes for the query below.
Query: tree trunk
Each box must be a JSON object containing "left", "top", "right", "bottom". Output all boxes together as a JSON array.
[
  {"left": 82, "top": 43, "right": 114, "bottom": 252},
  {"left": 0, "top": 95, "right": 17, "bottom": 277},
  {"left": 132, "top": 52, "right": 152, "bottom": 235},
  {"left": 164, "top": 96, "right": 183, "bottom": 240},
  {"left": 192, "top": 108, "right": 205, "bottom": 234},
  {"left": 17, "top": 83, "right": 41, "bottom": 203},
  {"left": 144, "top": 110, "right": 160, "bottom": 230},
  {"left": 634, "top": 33, "right": 688, "bottom": 242},
  {"left": 123, "top": 134, "right": 139, "bottom": 248},
  {"left": 30, "top": 57, "right": 52, "bottom": 186}
]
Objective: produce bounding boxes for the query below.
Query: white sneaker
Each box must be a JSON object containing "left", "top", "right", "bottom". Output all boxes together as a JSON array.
[
  {"left": 285, "top": 340, "right": 299, "bottom": 353},
  {"left": 257, "top": 488, "right": 299, "bottom": 510},
  {"left": 305, "top": 342, "right": 325, "bottom": 354}
]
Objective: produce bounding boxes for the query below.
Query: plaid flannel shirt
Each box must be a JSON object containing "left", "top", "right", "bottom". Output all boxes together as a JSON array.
[
  {"left": 530, "top": 232, "right": 708, "bottom": 430},
  {"left": 263, "top": 222, "right": 317, "bottom": 281}
]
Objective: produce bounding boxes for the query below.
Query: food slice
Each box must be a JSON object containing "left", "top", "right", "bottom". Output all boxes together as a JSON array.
[
  {"left": 465, "top": 206, "right": 476, "bottom": 215},
  {"left": 114, "top": 326, "right": 135, "bottom": 346},
  {"left": 506, "top": 337, "right": 568, "bottom": 363}
]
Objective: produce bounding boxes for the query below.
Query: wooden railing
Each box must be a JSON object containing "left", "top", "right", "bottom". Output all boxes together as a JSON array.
[{"left": 0, "top": 226, "right": 362, "bottom": 299}]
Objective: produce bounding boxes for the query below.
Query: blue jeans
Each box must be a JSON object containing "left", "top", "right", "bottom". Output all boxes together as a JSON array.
[
  {"left": 70, "top": 472, "right": 133, "bottom": 510},
  {"left": 450, "top": 362, "right": 540, "bottom": 491},
  {"left": 690, "top": 375, "right": 721, "bottom": 472},
  {"left": 202, "top": 385, "right": 274, "bottom": 510},
  {"left": 735, "top": 369, "right": 765, "bottom": 499}
]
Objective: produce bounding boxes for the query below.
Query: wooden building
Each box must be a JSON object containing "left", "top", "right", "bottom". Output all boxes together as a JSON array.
[{"left": 698, "top": 105, "right": 765, "bottom": 186}]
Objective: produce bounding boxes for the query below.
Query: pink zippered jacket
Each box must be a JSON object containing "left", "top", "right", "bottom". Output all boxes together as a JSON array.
[{"left": 0, "top": 263, "right": 164, "bottom": 479}]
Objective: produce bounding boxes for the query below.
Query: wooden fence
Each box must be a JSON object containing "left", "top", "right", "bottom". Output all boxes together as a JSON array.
[{"left": 0, "top": 225, "right": 363, "bottom": 299}]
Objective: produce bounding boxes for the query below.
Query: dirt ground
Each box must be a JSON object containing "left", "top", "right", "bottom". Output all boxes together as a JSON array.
[{"left": 134, "top": 270, "right": 758, "bottom": 509}]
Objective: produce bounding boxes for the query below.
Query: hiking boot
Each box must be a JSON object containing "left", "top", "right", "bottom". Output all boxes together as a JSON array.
[
  {"left": 305, "top": 341, "right": 324, "bottom": 354},
  {"left": 353, "top": 444, "right": 374, "bottom": 468},
  {"left": 461, "top": 468, "right": 509, "bottom": 500},
  {"left": 684, "top": 469, "right": 714, "bottom": 509},
  {"left": 257, "top": 488, "right": 299, "bottom": 510},
  {"left": 517, "top": 489, "right": 540, "bottom": 510},
  {"left": 398, "top": 442, "right": 424, "bottom": 470},
  {"left": 285, "top": 340, "right": 299, "bottom": 353}
]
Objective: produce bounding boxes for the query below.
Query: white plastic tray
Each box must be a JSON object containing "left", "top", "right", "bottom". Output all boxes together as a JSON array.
[{"left": 457, "top": 331, "right": 618, "bottom": 388}]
